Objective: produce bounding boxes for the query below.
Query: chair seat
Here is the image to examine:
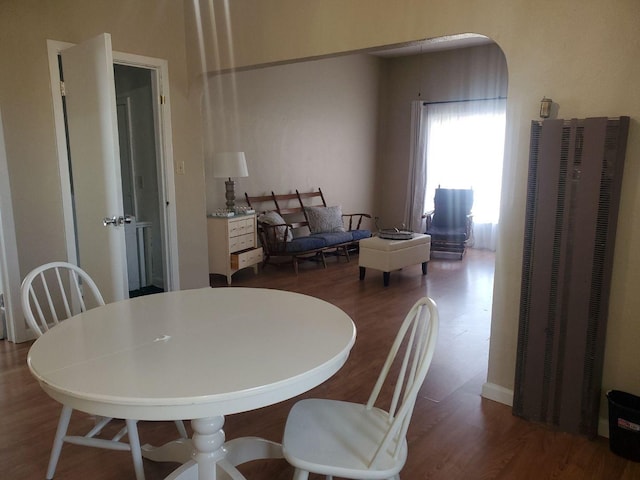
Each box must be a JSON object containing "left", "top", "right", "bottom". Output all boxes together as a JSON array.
[
  {"left": 283, "top": 398, "right": 406, "bottom": 479},
  {"left": 425, "top": 224, "right": 467, "bottom": 242}
]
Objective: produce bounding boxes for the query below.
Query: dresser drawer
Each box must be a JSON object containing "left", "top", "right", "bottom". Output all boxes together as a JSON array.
[
  {"left": 228, "top": 218, "right": 255, "bottom": 238},
  {"left": 229, "top": 233, "right": 255, "bottom": 253},
  {"left": 231, "top": 247, "right": 263, "bottom": 270}
]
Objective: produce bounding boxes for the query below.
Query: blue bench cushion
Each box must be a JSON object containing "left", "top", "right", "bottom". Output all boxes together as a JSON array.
[
  {"left": 350, "top": 229, "right": 372, "bottom": 241},
  {"left": 285, "top": 236, "right": 327, "bottom": 253},
  {"left": 310, "top": 231, "right": 354, "bottom": 245}
]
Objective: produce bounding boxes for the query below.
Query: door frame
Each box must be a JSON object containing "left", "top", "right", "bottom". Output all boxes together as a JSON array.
[
  {"left": 47, "top": 39, "right": 180, "bottom": 292},
  {"left": 0, "top": 108, "right": 24, "bottom": 342}
]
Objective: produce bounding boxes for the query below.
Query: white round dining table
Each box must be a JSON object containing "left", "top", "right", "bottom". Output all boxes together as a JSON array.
[{"left": 28, "top": 287, "right": 357, "bottom": 480}]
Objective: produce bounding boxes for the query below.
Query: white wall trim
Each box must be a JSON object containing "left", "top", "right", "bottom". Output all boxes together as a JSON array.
[
  {"left": 47, "top": 40, "right": 78, "bottom": 267},
  {"left": 599, "top": 416, "right": 610, "bottom": 438},
  {"left": 481, "top": 382, "right": 514, "bottom": 406},
  {"left": 0, "top": 108, "right": 29, "bottom": 342}
]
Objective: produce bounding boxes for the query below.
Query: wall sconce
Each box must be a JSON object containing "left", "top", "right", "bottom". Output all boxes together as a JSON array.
[
  {"left": 540, "top": 97, "right": 553, "bottom": 119},
  {"left": 212, "top": 152, "right": 249, "bottom": 210}
]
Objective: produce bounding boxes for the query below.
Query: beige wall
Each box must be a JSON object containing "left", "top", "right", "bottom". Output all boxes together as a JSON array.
[
  {"left": 203, "top": 54, "right": 379, "bottom": 217},
  {"left": 0, "top": 0, "right": 209, "bottom": 293},
  {"left": 186, "top": 0, "right": 640, "bottom": 426}
]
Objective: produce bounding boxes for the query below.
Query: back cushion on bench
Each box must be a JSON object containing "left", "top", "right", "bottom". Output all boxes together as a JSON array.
[
  {"left": 305, "top": 205, "right": 345, "bottom": 233},
  {"left": 258, "top": 211, "right": 293, "bottom": 242}
]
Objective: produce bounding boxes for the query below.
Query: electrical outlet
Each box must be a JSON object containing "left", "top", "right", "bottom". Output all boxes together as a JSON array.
[{"left": 177, "top": 161, "right": 185, "bottom": 175}]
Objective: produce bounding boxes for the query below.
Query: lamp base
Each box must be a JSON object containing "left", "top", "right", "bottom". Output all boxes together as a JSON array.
[{"left": 225, "top": 179, "right": 236, "bottom": 210}]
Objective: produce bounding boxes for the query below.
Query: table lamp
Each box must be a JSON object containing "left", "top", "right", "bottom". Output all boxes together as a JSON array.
[{"left": 212, "top": 152, "right": 249, "bottom": 210}]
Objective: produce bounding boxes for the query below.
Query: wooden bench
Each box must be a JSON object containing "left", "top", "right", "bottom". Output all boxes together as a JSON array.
[{"left": 245, "top": 188, "right": 371, "bottom": 273}]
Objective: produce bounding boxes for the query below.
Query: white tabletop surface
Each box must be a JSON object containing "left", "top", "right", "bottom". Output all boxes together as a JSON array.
[{"left": 28, "top": 287, "right": 356, "bottom": 421}]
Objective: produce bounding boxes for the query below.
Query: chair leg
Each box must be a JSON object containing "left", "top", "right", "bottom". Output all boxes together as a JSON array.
[
  {"left": 175, "top": 420, "right": 188, "bottom": 439},
  {"left": 46, "top": 405, "right": 73, "bottom": 479},
  {"left": 126, "top": 418, "right": 145, "bottom": 480},
  {"left": 293, "top": 257, "right": 299, "bottom": 275},
  {"left": 292, "top": 469, "right": 310, "bottom": 480}
]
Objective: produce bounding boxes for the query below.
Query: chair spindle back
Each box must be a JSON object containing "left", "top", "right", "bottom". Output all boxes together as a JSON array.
[
  {"left": 21, "top": 261, "right": 105, "bottom": 336},
  {"left": 366, "top": 296, "right": 439, "bottom": 467}
]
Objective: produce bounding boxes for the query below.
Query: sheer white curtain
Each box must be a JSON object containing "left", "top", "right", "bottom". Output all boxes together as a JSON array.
[
  {"left": 424, "top": 99, "right": 506, "bottom": 251},
  {"left": 404, "top": 101, "right": 429, "bottom": 232}
]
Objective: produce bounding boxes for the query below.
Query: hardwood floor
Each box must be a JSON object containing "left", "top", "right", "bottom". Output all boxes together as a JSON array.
[{"left": 2, "top": 249, "right": 638, "bottom": 479}]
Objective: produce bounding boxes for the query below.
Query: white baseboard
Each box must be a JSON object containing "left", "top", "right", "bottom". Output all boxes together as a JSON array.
[
  {"left": 599, "top": 416, "right": 611, "bottom": 438},
  {"left": 481, "top": 382, "right": 514, "bottom": 406}
]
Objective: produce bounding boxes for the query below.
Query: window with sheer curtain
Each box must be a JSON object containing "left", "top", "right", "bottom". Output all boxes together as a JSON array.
[{"left": 423, "top": 99, "right": 506, "bottom": 250}]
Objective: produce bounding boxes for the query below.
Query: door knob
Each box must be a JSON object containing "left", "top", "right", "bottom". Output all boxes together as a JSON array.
[
  {"left": 103, "top": 215, "right": 134, "bottom": 227},
  {"left": 103, "top": 216, "right": 118, "bottom": 226}
]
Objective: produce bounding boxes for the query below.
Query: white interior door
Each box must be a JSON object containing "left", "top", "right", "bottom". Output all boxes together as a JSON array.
[{"left": 61, "top": 33, "right": 128, "bottom": 303}]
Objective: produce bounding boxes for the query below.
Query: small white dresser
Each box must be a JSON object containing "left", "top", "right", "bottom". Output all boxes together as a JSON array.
[{"left": 207, "top": 213, "right": 263, "bottom": 284}]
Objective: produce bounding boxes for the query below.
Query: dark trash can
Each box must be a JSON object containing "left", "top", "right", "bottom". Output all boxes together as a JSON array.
[{"left": 607, "top": 390, "right": 640, "bottom": 462}]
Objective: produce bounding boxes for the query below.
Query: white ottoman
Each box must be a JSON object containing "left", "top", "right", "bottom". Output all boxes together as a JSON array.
[{"left": 358, "top": 234, "right": 431, "bottom": 286}]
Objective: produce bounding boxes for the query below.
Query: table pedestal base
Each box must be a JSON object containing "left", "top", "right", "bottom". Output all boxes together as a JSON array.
[{"left": 142, "top": 416, "right": 283, "bottom": 480}]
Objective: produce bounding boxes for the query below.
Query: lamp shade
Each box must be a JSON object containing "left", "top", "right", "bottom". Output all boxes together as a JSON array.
[{"left": 212, "top": 152, "right": 249, "bottom": 179}]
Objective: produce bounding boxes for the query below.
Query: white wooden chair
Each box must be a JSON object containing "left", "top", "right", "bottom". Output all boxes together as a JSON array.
[
  {"left": 21, "top": 261, "right": 188, "bottom": 480},
  {"left": 282, "top": 296, "right": 439, "bottom": 480}
]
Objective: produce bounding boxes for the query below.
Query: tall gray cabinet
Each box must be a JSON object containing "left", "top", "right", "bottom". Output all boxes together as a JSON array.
[{"left": 513, "top": 116, "right": 630, "bottom": 437}]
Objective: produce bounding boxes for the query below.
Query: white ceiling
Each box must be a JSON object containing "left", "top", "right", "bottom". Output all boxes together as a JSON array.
[{"left": 368, "top": 33, "right": 494, "bottom": 58}]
